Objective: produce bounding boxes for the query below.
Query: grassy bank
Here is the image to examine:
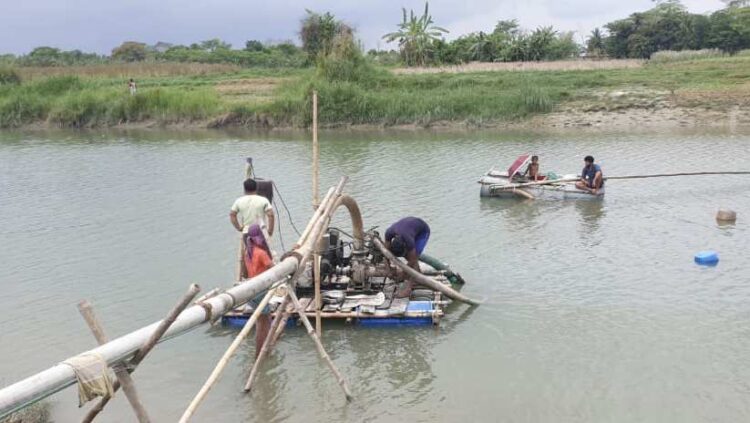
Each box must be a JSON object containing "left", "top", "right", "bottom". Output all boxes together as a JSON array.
[{"left": 1, "top": 54, "right": 749, "bottom": 129}]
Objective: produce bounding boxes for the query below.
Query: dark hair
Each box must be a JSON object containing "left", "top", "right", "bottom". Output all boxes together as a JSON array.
[
  {"left": 243, "top": 178, "right": 257, "bottom": 193},
  {"left": 531, "top": 155, "right": 539, "bottom": 160},
  {"left": 584, "top": 155, "right": 594, "bottom": 163},
  {"left": 390, "top": 236, "right": 406, "bottom": 257}
]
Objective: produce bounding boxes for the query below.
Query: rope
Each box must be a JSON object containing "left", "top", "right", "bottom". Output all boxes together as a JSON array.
[{"left": 272, "top": 181, "right": 301, "bottom": 236}]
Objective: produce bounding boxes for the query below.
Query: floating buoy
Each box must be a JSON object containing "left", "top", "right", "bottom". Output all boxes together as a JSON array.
[
  {"left": 694, "top": 250, "right": 719, "bottom": 266},
  {"left": 716, "top": 209, "right": 737, "bottom": 223}
]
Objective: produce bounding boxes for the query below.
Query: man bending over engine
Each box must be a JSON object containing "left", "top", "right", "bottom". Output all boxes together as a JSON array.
[{"left": 385, "top": 216, "right": 431, "bottom": 298}]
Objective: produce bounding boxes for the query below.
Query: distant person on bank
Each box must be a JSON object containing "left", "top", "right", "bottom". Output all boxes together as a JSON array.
[
  {"left": 575, "top": 155, "right": 604, "bottom": 194},
  {"left": 385, "top": 217, "right": 431, "bottom": 297},
  {"left": 128, "top": 78, "right": 137, "bottom": 95}
]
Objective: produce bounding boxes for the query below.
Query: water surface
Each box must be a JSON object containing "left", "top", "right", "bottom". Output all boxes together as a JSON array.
[{"left": 1, "top": 128, "right": 749, "bottom": 422}]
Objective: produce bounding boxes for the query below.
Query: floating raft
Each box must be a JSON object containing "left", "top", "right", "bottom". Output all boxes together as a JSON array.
[
  {"left": 223, "top": 254, "right": 462, "bottom": 328},
  {"left": 223, "top": 299, "right": 442, "bottom": 328}
]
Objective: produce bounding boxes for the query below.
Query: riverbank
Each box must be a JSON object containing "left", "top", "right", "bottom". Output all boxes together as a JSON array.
[{"left": 2, "top": 55, "right": 749, "bottom": 130}]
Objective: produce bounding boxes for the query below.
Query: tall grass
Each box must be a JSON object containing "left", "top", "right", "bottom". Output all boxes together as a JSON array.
[
  {"left": 259, "top": 69, "right": 559, "bottom": 127},
  {"left": 16, "top": 62, "right": 240, "bottom": 80},
  {"left": 650, "top": 49, "right": 725, "bottom": 64},
  {"left": 0, "top": 75, "right": 222, "bottom": 128},
  {"left": 2, "top": 52, "right": 749, "bottom": 128}
]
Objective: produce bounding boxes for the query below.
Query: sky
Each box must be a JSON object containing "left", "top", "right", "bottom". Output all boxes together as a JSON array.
[{"left": 0, "top": 0, "right": 726, "bottom": 55}]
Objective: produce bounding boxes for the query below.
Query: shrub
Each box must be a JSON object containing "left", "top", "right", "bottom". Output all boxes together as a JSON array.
[
  {"left": 0, "top": 93, "right": 47, "bottom": 127},
  {"left": 0, "top": 67, "right": 21, "bottom": 85}
]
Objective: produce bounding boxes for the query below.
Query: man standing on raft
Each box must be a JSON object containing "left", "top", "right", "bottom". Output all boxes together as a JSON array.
[{"left": 385, "top": 216, "right": 430, "bottom": 297}]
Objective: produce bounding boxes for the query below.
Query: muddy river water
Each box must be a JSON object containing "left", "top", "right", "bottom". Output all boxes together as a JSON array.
[{"left": 1, "top": 128, "right": 749, "bottom": 422}]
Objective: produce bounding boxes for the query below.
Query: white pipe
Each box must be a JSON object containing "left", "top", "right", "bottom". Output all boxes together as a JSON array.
[
  {"left": 0, "top": 178, "right": 353, "bottom": 418},
  {"left": 0, "top": 258, "right": 298, "bottom": 418}
]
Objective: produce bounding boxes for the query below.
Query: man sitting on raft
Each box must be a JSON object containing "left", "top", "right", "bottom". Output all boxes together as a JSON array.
[
  {"left": 385, "top": 217, "right": 431, "bottom": 298},
  {"left": 575, "top": 155, "right": 604, "bottom": 194}
]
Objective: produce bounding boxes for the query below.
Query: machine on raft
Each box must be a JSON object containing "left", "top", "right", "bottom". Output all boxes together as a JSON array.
[
  {"left": 224, "top": 227, "right": 466, "bottom": 328},
  {"left": 225, "top": 159, "right": 469, "bottom": 328},
  {"left": 478, "top": 153, "right": 605, "bottom": 200}
]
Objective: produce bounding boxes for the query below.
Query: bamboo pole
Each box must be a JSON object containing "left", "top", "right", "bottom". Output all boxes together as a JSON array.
[
  {"left": 77, "top": 301, "right": 151, "bottom": 423},
  {"left": 82, "top": 284, "right": 200, "bottom": 423},
  {"left": 269, "top": 310, "right": 291, "bottom": 348},
  {"left": 179, "top": 288, "right": 276, "bottom": 423},
  {"left": 236, "top": 236, "right": 246, "bottom": 282},
  {"left": 488, "top": 177, "right": 579, "bottom": 192},
  {"left": 605, "top": 171, "right": 750, "bottom": 180},
  {"left": 312, "top": 90, "right": 319, "bottom": 209},
  {"left": 286, "top": 289, "right": 353, "bottom": 402},
  {"left": 314, "top": 254, "right": 322, "bottom": 337},
  {"left": 0, "top": 179, "right": 348, "bottom": 418},
  {"left": 243, "top": 295, "right": 290, "bottom": 392},
  {"left": 489, "top": 171, "right": 750, "bottom": 192},
  {"left": 372, "top": 238, "right": 481, "bottom": 306}
]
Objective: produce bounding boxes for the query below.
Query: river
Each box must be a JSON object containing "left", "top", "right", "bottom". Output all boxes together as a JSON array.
[{"left": 1, "top": 128, "right": 749, "bottom": 422}]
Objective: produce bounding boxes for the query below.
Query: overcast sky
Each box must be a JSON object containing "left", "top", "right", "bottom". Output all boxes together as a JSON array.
[{"left": 0, "top": 0, "right": 725, "bottom": 55}]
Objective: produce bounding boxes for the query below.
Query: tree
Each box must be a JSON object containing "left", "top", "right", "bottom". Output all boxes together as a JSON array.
[
  {"left": 469, "top": 32, "right": 498, "bottom": 61},
  {"left": 299, "top": 10, "right": 351, "bottom": 61},
  {"left": 721, "top": 0, "right": 750, "bottom": 7},
  {"left": 493, "top": 19, "right": 520, "bottom": 38},
  {"left": 527, "top": 26, "right": 557, "bottom": 61},
  {"left": 548, "top": 31, "right": 581, "bottom": 59},
  {"left": 111, "top": 42, "right": 147, "bottom": 62},
  {"left": 587, "top": 28, "right": 606, "bottom": 57},
  {"left": 707, "top": 6, "right": 750, "bottom": 53},
  {"left": 244, "top": 40, "right": 265, "bottom": 52},
  {"left": 382, "top": 2, "right": 449, "bottom": 66},
  {"left": 27, "top": 47, "right": 61, "bottom": 66},
  {"left": 199, "top": 39, "right": 231, "bottom": 52}
]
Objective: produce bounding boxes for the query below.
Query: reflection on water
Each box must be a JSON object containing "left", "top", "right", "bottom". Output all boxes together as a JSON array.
[{"left": 1, "top": 128, "right": 750, "bottom": 422}]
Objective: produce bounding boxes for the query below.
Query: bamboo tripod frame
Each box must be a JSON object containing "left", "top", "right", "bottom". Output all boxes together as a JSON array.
[{"left": 79, "top": 284, "right": 200, "bottom": 422}]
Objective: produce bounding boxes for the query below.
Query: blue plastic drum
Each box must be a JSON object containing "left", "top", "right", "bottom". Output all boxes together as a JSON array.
[{"left": 694, "top": 250, "right": 719, "bottom": 266}]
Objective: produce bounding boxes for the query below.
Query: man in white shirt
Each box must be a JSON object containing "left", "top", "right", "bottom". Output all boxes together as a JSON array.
[{"left": 230, "top": 179, "right": 275, "bottom": 236}]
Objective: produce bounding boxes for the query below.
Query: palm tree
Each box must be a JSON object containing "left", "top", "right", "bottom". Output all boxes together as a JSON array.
[
  {"left": 587, "top": 28, "right": 605, "bottom": 58},
  {"left": 382, "top": 2, "right": 449, "bottom": 66}
]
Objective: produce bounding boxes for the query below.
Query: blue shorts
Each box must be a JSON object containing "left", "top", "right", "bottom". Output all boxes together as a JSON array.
[{"left": 414, "top": 229, "right": 430, "bottom": 256}]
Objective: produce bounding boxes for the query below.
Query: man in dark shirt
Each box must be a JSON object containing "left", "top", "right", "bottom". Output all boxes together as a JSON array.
[
  {"left": 575, "top": 155, "right": 604, "bottom": 194},
  {"left": 385, "top": 217, "right": 431, "bottom": 297}
]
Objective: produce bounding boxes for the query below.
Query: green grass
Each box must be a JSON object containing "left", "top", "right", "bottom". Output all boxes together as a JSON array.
[
  {"left": 1, "top": 55, "right": 749, "bottom": 128},
  {"left": 0, "top": 75, "right": 223, "bottom": 128},
  {"left": 253, "top": 54, "right": 750, "bottom": 126}
]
